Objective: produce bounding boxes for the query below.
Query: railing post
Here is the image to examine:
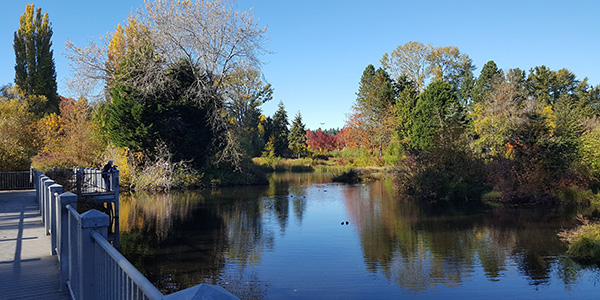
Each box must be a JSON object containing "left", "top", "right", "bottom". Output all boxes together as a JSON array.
[
  {"left": 78, "top": 209, "right": 109, "bottom": 300},
  {"left": 49, "top": 183, "right": 63, "bottom": 255},
  {"left": 39, "top": 175, "right": 49, "bottom": 219},
  {"left": 43, "top": 179, "right": 55, "bottom": 233},
  {"left": 76, "top": 168, "right": 82, "bottom": 196},
  {"left": 113, "top": 170, "right": 120, "bottom": 249},
  {"left": 32, "top": 168, "right": 38, "bottom": 203},
  {"left": 57, "top": 192, "right": 78, "bottom": 293}
]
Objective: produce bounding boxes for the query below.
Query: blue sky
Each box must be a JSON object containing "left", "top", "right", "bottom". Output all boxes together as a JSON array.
[{"left": 1, "top": 0, "right": 598, "bottom": 130}]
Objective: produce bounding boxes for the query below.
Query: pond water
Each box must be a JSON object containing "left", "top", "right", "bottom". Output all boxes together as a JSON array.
[{"left": 119, "top": 173, "right": 600, "bottom": 299}]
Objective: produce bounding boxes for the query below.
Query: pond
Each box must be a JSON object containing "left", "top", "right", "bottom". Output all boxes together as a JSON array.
[{"left": 119, "top": 173, "right": 600, "bottom": 299}]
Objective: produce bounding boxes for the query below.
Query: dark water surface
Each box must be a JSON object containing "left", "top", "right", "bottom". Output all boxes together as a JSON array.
[{"left": 120, "top": 173, "right": 599, "bottom": 299}]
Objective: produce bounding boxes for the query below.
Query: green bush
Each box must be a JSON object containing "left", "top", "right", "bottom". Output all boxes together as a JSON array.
[
  {"left": 556, "top": 185, "right": 595, "bottom": 205},
  {"left": 560, "top": 222, "right": 600, "bottom": 263}
]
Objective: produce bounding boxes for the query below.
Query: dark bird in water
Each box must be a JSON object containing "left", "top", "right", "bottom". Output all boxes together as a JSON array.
[
  {"left": 345, "top": 221, "right": 349, "bottom": 225},
  {"left": 341, "top": 222, "right": 344, "bottom": 225}
]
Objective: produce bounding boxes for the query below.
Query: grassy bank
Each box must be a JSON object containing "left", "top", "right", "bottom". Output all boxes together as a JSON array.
[
  {"left": 559, "top": 217, "right": 600, "bottom": 264},
  {"left": 252, "top": 157, "right": 354, "bottom": 174}
]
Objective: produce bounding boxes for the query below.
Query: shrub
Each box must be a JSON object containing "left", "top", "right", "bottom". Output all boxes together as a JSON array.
[
  {"left": 394, "top": 147, "right": 490, "bottom": 203},
  {"left": 559, "top": 219, "right": 600, "bottom": 264},
  {"left": 332, "top": 169, "right": 361, "bottom": 184}
]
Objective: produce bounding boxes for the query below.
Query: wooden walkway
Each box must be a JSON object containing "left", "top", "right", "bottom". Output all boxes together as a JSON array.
[{"left": 0, "top": 190, "right": 70, "bottom": 300}]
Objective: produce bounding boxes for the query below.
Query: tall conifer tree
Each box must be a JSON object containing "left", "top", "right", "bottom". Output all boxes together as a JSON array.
[
  {"left": 271, "top": 101, "right": 290, "bottom": 157},
  {"left": 288, "top": 112, "right": 307, "bottom": 158}
]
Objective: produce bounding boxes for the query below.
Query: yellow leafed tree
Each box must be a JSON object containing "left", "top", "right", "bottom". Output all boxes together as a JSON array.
[
  {"left": 0, "top": 86, "right": 40, "bottom": 171},
  {"left": 32, "top": 97, "right": 105, "bottom": 168}
]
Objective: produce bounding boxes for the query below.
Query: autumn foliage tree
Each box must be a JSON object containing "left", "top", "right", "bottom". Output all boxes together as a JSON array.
[
  {"left": 469, "top": 64, "right": 600, "bottom": 202},
  {"left": 0, "top": 86, "right": 40, "bottom": 171},
  {"left": 32, "top": 97, "right": 105, "bottom": 168},
  {"left": 340, "top": 112, "right": 371, "bottom": 150},
  {"left": 306, "top": 129, "right": 337, "bottom": 153}
]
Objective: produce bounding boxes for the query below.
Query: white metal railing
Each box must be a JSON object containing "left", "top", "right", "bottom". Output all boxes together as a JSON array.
[
  {"left": 32, "top": 168, "right": 239, "bottom": 300},
  {"left": 92, "top": 231, "right": 163, "bottom": 300}
]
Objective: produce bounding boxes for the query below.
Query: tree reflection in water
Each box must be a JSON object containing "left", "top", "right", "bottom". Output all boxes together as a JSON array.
[
  {"left": 119, "top": 174, "right": 600, "bottom": 299},
  {"left": 350, "top": 179, "right": 594, "bottom": 292}
]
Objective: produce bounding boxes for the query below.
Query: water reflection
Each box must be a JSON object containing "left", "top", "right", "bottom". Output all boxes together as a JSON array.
[{"left": 119, "top": 173, "right": 600, "bottom": 299}]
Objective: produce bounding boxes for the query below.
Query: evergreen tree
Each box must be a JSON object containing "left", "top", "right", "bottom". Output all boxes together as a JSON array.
[
  {"left": 355, "top": 65, "right": 396, "bottom": 155},
  {"left": 410, "top": 81, "right": 460, "bottom": 151},
  {"left": 288, "top": 112, "right": 307, "bottom": 158},
  {"left": 393, "top": 75, "right": 418, "bottom": 146},
  {"left": 13, "top": 4, "right": 58, "bottom": 114},
  {"left": 271, "top": 101, "right": 290, "bottom": 157},
  {"left": 472, "top": 60, "right": 502, "bottom": 104},
  {"left": 106, "top": 84, "right": 155, "bottom": 152},
  {"left": 107, "top": 63, "right": 218, "bottom": 168}
]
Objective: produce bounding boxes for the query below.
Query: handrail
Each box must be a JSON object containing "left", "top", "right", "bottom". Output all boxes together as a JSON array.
[
  {"left": 32, "top": 167, "right": 239, "bottom": 300},
  {"left": 66, "top": 205, "right": 80, "bottom": 223},
  {"left": 92, "top": 231, "right": 163, "bottom": 300}
]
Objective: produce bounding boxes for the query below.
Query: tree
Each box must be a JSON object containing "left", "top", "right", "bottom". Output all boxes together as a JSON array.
[
  {"left": 381, "top": 42, "right": 474, "bottom": 92},
  {"left": 66, "top": 0, "right": 269, "bottom": 171},
  {"left": 503, "top": 104, "right": 578, "bottom": 202},
  {"left": 410, "top": 81, "right": 460, "bottom": 151},
  {"left": 381, "top": 41, "right": 432, "bottom": 91},
  {"left": 13, "top": 4, "right": 58, "bottom": 114},
  {"left": 340, "top": 112, "right": 371, "bottom": 150},
  {"left": 306, "top": 130, "right": 336, "bottom": 153},
  {"left": 224, "top": 67, "right": 273, "bottom": 158},
  {"left": 471, "top": 76, "right": 527, "bottom": 159},
  {"left": 270, "top": 101, "right": 289, "bottom": 157},
  {"left": 106, "top": 84, "right": 155, "bottom": 152},
  {"left": 32, "top": 97, "right": 105, "bottom": 168},
  {"left": 0, "top": 86, "right": 40, "bottom": 171},
  {"left": 525, "top": 66, "right": 592, "bottom": 106},
  {"left": 428, "top": 46, "right": 475, "bottom": 89},
  {"left": 288, "top": 112, "right": 307, "bottom": 158},
  {"left": 354, "top": 65, "right": 396, "bottom": 156},
  {"left": 107, "top": 62, "right": 219, "bottom": 168},
  {"left": 472, "top": 60, "right": 503, "bottom": 104},
  {"left": 580, "top": 118, "right": 600, "bottom": 184},
  {"left": 392, "top": 75, "right": 418, "bottom": 148}
]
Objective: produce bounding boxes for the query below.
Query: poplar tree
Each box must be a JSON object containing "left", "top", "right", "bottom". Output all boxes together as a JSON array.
[{"left": 13, "top": 4, "right": 58, "bottom": 114}]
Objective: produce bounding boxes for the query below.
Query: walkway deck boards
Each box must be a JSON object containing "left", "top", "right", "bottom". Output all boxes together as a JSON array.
[{"left": 0, "top": 190, "right": 70, "bottom": 300}]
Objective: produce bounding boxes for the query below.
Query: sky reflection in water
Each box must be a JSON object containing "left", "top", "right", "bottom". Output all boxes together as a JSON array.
[{"left": 119, "top": 173, "right": 600, "bottom": 299}]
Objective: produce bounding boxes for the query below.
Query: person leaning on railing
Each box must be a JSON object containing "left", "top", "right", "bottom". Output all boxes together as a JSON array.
[{"left": 101, "top": 160, "right": 113, "bottom": 191}]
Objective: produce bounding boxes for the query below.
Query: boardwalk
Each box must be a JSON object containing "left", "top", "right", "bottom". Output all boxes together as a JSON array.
[{"left": 0, "top": 190, "right": 70, "bottom": 300}]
